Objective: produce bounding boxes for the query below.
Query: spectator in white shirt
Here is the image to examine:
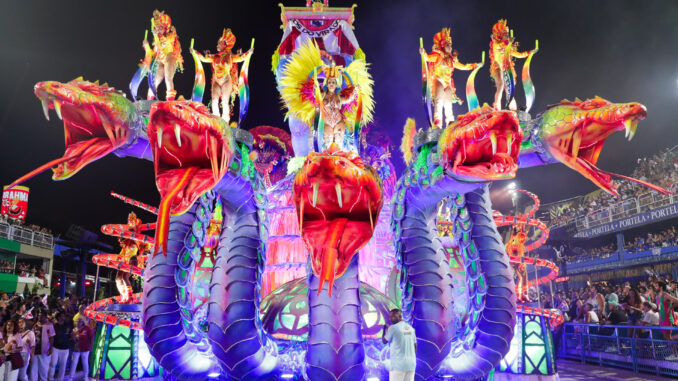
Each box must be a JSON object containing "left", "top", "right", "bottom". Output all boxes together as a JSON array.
[
  {"left": 382, "top": 309, "right": 417, "bottom": 381},
  {"left": 641, "top": 302, "right": 659, "bottom": 326}
]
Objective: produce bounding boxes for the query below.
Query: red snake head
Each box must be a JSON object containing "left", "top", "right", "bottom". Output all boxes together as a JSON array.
[
  {"left": 147, "top": 101, "right": 235, "bottom": 255},
  {"left": 8, "top": 79, "right": 138, "bottom": 189},
  {"left": 537, "top": 97, "right": 668, "bottom": 195},
  {"left": 293, "top": 144, "right": 383, "bottom": 295},
  {"left": 439, "top": 106, "right": 522, "bottom": 181}
]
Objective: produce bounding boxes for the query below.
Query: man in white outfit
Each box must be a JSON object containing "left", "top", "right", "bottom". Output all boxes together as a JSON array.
[{"left": 382, "top": 308, "right": 417, "bottom": 381}]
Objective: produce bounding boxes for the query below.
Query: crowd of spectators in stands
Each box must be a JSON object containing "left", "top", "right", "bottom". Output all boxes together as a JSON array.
[
  {"left": 0, "top": 214, "right": 53, "bottom": 236},
  {"left": 548, "top": 148, "right": 678, "bottom": 227},
  {"left": 0, "top": 262, "right": 14, "bottom": 275},
  {"left": 625, "top": 226, "right": 678, "bottom": 252},
  {"left": 0, "top": 291, "right": 94, "bottom": 380},
  {"left": 551, "top": 273, "right": 678, "bottom": 359},
  {"left": 553, "top": 225, "right": 678, "bottom": 264}
]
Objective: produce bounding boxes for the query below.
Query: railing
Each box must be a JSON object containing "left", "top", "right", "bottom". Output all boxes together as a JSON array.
[
  {"left": 0, "top": 221, "right": 54, "bottom": 249},
  {"left": 561, "top": 322, "right": 678, "bottom": 377},
  {"left": 566, "top": 246, "right": 678, "bottom": 273},
  {"left": 550, "top": 183, "right": 678, "bottom": 231}
]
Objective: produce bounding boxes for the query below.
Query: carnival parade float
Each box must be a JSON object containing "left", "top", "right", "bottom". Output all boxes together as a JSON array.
[{"left": 6, "top": 1, "right": 672, "bottom": 380}]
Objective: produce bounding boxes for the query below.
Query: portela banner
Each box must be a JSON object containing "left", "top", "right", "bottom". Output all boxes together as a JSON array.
[
  {"left": 1, "top": 185, "right": 29, "bottom": 221},
  {"left": 574, "top": 202, "right": 678, "bottom": 239}
]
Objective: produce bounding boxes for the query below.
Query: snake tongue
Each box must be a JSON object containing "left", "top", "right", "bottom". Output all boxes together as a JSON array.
[
  {"left": 315, "top": 218, "right": 347, "bottom": 296},
  {"left": 319, "top": 248, "right": 338, "bottom": 296},
  {"left": 154, "top": 167, "right": 199, "bottom": 256}
]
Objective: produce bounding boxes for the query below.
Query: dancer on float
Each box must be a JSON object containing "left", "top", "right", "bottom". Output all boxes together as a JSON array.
[
  {"left": 279, "top": 42, "right": 374, "bottom": 152},
  {"left": 190, "top": 29, "right": 253, "bottom": 120},
  {"left": 489, "top": 19, "right": 537, "bottom": 110},
  {"left": 420, "top": 28, "right": 481, "bottom": 128},
  {"left": 113, "top": 212, "right": 151, "bottom": 303},
  {"left": 141, "top": 10, "right": 183, "bottom": 101}
]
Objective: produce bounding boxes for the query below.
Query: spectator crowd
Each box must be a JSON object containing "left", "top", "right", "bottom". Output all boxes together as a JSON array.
[
  {"left": 549, "top": 148, "right": 678, "bottom": 227},
  {"left": 0, "top": 291, "right": 94, "bottom": 381},
  {"left": 555, "top": 225, "right": 678, "bottom": 265},
  {"left": 0, "top": 215, "right": 53, "bottom": 237},
  {"left": 553, "top": 273, "right": 678, "bottom": 360}
]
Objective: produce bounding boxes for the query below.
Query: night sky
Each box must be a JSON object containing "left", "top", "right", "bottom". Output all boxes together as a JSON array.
[{"left": 1, "top": 1, "right": 677, "bottom": 240}]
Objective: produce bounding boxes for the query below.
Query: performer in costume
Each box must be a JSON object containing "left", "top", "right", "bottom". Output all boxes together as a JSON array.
[
  {"left": 190, "top": 29, "right": 253, "bottom": 120},
  {"left": 420, "top": 28, "right": 481, "bottom": 128},
  {"left": 489, "top": 19, "right": 535, "bottom": 110},
  {"left": 319, "top": 65, "right": 358, "bottom": 148},
  {"left": 279, "top": 41, "right": 374, "bottom": 152},
  {"left": 505, "top": 224, "right": 529, "bottom": 302},
  {"left": 143, "top": 10, "right": 183, "bottom": 101},
  {"left": 115, "top": 212, "right": 151, "bottom": 303}
]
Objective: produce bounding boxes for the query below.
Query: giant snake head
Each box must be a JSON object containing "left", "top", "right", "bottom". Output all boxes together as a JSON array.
[
  {"left": 537, "top": 97, "right": 667, "bottom": 195},
  {"left": 147, "top": 101, "right": 235, "bottom": 255},
  {"left": 439, "top": 105, "right": 522, "bottom": 181},
  {"left": 293, "top": 144, "right": 383, "bottom": 295},
  {"left": 9, "top": 79, "right": 139, "bottom": 188}
]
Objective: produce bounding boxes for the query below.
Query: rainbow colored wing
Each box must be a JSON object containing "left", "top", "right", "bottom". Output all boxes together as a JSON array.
[
  {"left": 465, "top": 51, "right": 485, "bottom": 112},
  {"left": 521, "top": 40, "right": 538, "bottom": 113},
  {"left": 190, "top": 39, "right": 205, "bottom": 103},
  {"left": 238, "top": 39, "right": 255, "bottom": 125},
  {"left": 130, "top": 32, "right": 154, "bottom": 101},
  {"left": 420, "top": 38, "right": 434, "bottom": 127},
  {"left": 147, "top": 58, "right": 159, "bottom": 100}
]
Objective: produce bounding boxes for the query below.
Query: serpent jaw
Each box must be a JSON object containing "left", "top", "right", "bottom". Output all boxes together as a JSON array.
[
  {"left": 440, "top": 106, "right": 522, "bottom": 182},
  {"left": 293, "top": 144, "right": 383, "bottom": 295},
  {"left": 148, "top": 100, "right": 234, "bottom": 255}
]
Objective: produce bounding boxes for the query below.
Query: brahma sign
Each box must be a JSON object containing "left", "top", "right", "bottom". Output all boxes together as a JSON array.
[{"left": 1, "top": 185, "right": 29, "bottom": 221}]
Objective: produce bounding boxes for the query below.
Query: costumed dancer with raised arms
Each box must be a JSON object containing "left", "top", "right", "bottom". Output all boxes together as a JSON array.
[
  {"left": 115, "top": 212, "right": 150, "bottom": 303},
  {"left": 489, "top": 19, "right": 536, "bottom": 110},
  {"left": 190, "top": 28, "right": 253, "bottom": 120},
  {"left": 143, "top": 10, "right": 183, "bottom": 101},
  {"left": 420, "top": 28, "right": 481, "bottom": 128},
  {"left": 279, "top": 41, "right": 374, "bottom": 152}
]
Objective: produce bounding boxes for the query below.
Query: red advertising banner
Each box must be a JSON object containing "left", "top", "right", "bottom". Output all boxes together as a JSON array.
[{"left": 1, "top": 185, "right": 29, "bottom": 221}]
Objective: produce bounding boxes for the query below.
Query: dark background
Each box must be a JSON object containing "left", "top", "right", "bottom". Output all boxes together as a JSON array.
[{"left": 1, "top": 1, "right": 677, "bottom": 239}]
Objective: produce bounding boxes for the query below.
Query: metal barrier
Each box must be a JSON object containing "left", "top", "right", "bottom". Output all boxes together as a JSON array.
[
  {"left": 561, "top": 322, "right": 678, "bottom": 377},
  {"left": 0, "top": 221, "right": 54, "bottom": 249}
]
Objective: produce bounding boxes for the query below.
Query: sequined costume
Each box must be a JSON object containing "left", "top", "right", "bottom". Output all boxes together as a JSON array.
[
  {"left": 422, "top": 28, "right": 479, "bottom": 128},
  {"left": 145, "top": 10, "right": 183, "bottom": 101},
  {"left": 192, "top": 28, "right": 252, "bottom": 119},
  {"left": 489, "top": 19, "right": 530, "bottom": 110}
]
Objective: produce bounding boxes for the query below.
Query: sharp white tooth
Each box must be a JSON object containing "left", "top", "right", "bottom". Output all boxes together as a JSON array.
[
  {"left": 623, "top": 119, "right": 632, "bottom": 139},
  {"left": 174, "top": 124, "right": 182, "bottom": 147},
  {"left": 54, "top": 101, "right": 62, "bottom": 120},
  {"left": 157, "top": 128, "right": 162, "bottom": 148},
  {"left": 335, "top": 183, "right": 343, "bottom": 208},
  {"left": 312, "top": 182, "right": 319, "bottom": 208},
  {"left": 41, "top": 99, "right": 50, "bottom": 121},
  {"left": 628, "top": 120, "right": 638, "bottom": 141},
  {"left": 572, "top": 127, "right": 582, "bottom": 161},
  {"left": 490, "top": 132, "right": 498, "bottom": 156},
  {"left": 100, "top": 114, "right": 116, "bottom": 144}
]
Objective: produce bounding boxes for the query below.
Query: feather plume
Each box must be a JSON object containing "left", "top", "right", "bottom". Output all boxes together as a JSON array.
[{"left": 401, "top": 118, "right": 417, "bottom": 164}]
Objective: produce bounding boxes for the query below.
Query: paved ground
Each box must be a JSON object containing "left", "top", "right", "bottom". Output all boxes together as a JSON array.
[{"left": 557, "top": 359, "right": 674, "bottom": 381}]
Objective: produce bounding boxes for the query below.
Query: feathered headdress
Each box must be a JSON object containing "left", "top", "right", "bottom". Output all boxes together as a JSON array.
[
  {"left": 278, "top": 41, "right": 375, "bottom": 127},
  {"left": 433, "top": 28, "right": 452, "bottom": 51},
  {"left": 492, "top": 19, "right": 509, "bottom": 39},
  {"left": 218, "top": 28, "right": 236, "bottom": 51},
  {"left": 152, "top": 10, "right": 172, "bottom": 34}
]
